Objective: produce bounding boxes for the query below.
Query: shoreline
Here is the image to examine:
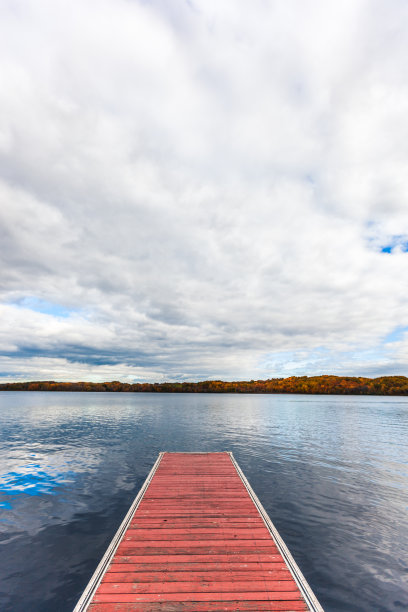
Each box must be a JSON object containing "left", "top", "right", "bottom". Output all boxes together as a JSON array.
[{"left": 1, "top": 374, "right": 408, "bottom": 395}]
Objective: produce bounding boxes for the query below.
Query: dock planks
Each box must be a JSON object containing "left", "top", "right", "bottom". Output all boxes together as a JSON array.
[{"left": 75, "top": 452, "right": 323, "bottom": 612}]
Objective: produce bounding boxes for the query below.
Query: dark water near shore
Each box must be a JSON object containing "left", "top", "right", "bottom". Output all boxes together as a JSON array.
[{"left": 0, "top": 392, "right": 407, "bottom": 612}]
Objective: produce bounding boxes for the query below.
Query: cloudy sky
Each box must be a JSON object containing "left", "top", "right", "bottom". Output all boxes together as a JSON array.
[{"left": 1, "top": 0, "right": 408, "bottom": 382}]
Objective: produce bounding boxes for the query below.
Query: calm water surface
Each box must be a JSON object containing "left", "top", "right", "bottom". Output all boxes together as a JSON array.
[{"left": 0, "top": 392, "right": 407, "bottom": 611}]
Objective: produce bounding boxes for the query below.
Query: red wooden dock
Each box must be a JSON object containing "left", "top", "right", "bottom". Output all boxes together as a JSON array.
[{"left": 74, "top": 452, "right": 323, "bottom": 612}]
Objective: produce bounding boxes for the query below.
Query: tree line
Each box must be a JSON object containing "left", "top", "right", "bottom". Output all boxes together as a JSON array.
[{"left": 1, "top": 375, "right": 408, "bottom": 395}]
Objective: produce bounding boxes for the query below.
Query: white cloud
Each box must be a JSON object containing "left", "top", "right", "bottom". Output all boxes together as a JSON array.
[{"left": 1, "top": 0, "right": 408, "bottom": 381}]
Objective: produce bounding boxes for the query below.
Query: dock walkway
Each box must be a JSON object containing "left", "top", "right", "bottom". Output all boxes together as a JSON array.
[{"left": 74, "top": 452, "right": 323, "bottom": 611}]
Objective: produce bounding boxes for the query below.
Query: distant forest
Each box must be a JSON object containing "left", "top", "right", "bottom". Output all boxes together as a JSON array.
[{"left": 1, "top": 375, "right": 408, "bottom": 395}]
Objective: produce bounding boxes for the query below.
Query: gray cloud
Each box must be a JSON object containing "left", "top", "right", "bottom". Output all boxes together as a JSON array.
[{"left": 1, "top": 0, "right": 408, "bottom": 381}]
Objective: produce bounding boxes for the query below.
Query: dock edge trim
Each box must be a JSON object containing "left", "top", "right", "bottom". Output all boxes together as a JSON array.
[
  {"left": 72, "top": 452, "right": 164, "bottom": 612},
  {"left": 229, "top": 452, "right": 325, "bottom": 612}
]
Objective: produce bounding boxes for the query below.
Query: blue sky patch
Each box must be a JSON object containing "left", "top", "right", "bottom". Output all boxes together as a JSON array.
[
  {"left": 11, "top": 297, "right": 76, "bottom": 318},
  {"left": 0, "top": 463, "right": 75, "bottom": 497},
  {"left": 380, "top": 236, "right": 408, "bottom": 254},
  {"left": 384, "top": 327, "right": 408, "bottom": 344}
]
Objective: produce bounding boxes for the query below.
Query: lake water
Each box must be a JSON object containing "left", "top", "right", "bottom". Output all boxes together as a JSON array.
[{"left": 0, "top": 392, "right": 407, "bottom": 611}]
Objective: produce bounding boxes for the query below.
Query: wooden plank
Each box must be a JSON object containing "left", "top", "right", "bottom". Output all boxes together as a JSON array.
[
  {"left": 108, "top": 562, "right": 288, "bottom": 571},
  {"left": 111, "top": 553, "right": 285, "bottom": 564},
  {"left": 96, "top": 580, "right": 298, "bottom": 594},
  {"left": 116, "top": 546, "right": 280, "bottom": 556},
  {"left": 133, "top": 511, "right": 260, "bottom": 517},
  {"left": 123, "top": 528, "right": 271, "bottom": 540},
  {"left": 129, "top": 519, "right": 266, "bottom": 527},
  {"left": 102, "top": 569, "right": 292, "bottom": 582},
  {"left": 92, "top": 592, "right": 304, "bottom": 603},
  {"left": 116, "top": 539, "right": 279, "bottom": 548},
  {"left": 74, "top": 452, "right": 323, "bottom": 612},
  {"left": 116, "top": 547, "right": 280, "bottom": 557},
  {"left": 89, "top": 602, "right": 308, "bottom": 611}
]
